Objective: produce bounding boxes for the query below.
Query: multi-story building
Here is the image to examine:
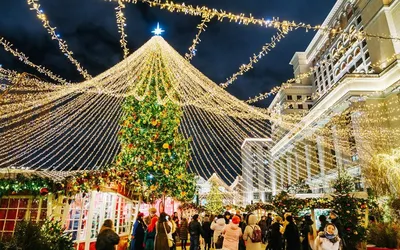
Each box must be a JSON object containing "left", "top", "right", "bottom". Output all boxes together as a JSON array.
[
  {"left": 269, "top": 0, "right": 400, "bottom": 193},
  {"left": 241, "top": 138, "right": 273, "bottom": 204}
]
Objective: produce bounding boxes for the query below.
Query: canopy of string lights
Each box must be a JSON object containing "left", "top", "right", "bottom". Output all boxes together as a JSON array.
[{"left": 1, "top": 0, "right": 400, "bottom": 194}]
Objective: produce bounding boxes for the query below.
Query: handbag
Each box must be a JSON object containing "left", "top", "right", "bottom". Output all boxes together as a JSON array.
[
  {"left": 215, "top": 234, "right": 224, "bottom": 249},
  {"left": 163, "top": 222, "right": 174, "bottom": 247}
]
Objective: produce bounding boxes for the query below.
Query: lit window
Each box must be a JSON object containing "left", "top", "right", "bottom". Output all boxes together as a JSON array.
[
  {"left": 347, "top": 55, "right": 353, "bottom": 64},
  {"left": 354, "top": 47, "right": 361, "bottom": 56}
]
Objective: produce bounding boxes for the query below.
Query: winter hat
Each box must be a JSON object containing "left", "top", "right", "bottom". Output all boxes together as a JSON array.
[{"left": 231, "top": 215, "right": 240, "bottom": 224}]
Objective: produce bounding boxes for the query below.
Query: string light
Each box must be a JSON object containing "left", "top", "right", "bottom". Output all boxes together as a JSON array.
[
  {"left": 115, "top": 0, "right": 130, "bottom": 58},
  {"left": 117, "top": 0, "right": 400, "bottom": 42},
  {"left": 27, "top": 0, "right": 92, "bottom": 80},
  {"left": 1, "top": 35, "right": 399, "bottom": 193},
  {"left": 0, "top": 37, "right": 69, "bottom": 84},
  {"left": 220, "top": 29, "right": 289, "bottom": 88},
  {"left": 185, "top": 16, "right": 210, "bottom": 61}
]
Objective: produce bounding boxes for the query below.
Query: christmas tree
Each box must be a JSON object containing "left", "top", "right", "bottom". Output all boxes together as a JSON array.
[
  {"left": 115, "top": 49, "right": 196, "bottom": 202},
  {"left": 205, "top": 180, "right": 224, "bottom": 214},
  {"left": 331, "top": 171, "right": 367, "bottom": 250}
]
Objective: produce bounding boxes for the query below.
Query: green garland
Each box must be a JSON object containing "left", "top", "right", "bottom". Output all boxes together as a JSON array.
[
  {"left": 245, "top": 202, "right": 275, "bottom": 213},
  {"left": 0, "top": 166, "right": 134, "bottom": 199},
  {"left": 178, "top": 202, "right": 206, "bottom": 213}
]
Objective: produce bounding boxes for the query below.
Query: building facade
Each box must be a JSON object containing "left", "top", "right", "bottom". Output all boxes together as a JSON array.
[
  {"left": 241, "top": 139, "right": 273, "bottom": 204},
  {"left": 269, "top": 0, "right": 400, "bottom": 194}
]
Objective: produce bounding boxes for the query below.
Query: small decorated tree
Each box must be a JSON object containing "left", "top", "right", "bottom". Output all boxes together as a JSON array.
[{"left": 205, "top": 180, "right": 224, "bottom": 214}]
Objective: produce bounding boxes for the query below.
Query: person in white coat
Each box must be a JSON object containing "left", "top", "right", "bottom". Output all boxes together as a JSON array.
[
  {"left": 314, "top": 223, "right": 341, "bottom": 250},
  {"left": 243, "top": 214, "right": 261, "bottom": 250},
  {"left": 210, "top": 215, "right": 226, "bottom": 250}
]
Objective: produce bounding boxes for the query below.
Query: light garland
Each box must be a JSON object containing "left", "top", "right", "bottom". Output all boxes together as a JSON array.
[
  {"left": 185, "top": 16, "right": 211, "bottom": 61},
  {"left": 1, "top": 35, "right": 399, "bottom": 194},
  {"left": 220, "top": 29, "right": 289, "bottom": 88},
  {"left": 27, "top": 0, "right": 92, "bottom": 80},
  {"left": 0, "top": 37, "right": 69, "bottom": 84},
  {"left": 117, "top": 0, "right": 400, "bottom": 42},
  {"left": 115, "top": 0, "right": 130, "bottom": 58}
]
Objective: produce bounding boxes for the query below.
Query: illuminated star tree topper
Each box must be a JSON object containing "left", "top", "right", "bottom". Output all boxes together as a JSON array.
[{"left": 152, "top": 22, "right": 165, "bottom": 36}]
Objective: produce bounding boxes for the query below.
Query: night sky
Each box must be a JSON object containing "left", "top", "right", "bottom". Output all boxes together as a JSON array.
[{"left": 0, "top": 0, "right": 335, "bottom": 107}]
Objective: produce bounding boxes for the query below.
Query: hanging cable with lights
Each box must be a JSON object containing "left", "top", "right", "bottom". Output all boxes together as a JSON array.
[
  {"left": 115, "top": 0, "right": 130, "bottom": 58},
  {"left": 185, "top": 16, "right": 211, "bottom": 61},
  {"left": 220, "top": 29, "right": 290, "bottom": 89},
  {"left": 27, "top": 0, "right": 92, "bottom": 80},
  {"left": 0, "top": 36, "right": 69, "bottom": 84},
  {"left": 117, "top": 0, "right": 400, "bottom": 42}
]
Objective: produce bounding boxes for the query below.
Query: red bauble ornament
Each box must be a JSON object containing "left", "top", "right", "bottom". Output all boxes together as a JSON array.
[{"left": 40, "top": 187, "right": 49, "bottom": 196}]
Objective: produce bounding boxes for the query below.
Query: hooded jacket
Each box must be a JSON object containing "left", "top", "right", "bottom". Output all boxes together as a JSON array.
[
  {"left": 243, "top": 214, "right": 261, "bottom": 250},
  {"left": 210, "top": 218, "right": 226, "bottom": 244}
]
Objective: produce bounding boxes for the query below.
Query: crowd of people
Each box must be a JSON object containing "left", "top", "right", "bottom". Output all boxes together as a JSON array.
[{"left": 95, "top": 208, "right": 344, "bottom": 250}]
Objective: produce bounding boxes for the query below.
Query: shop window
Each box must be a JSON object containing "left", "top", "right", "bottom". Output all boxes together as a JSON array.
[
  {"left": 64, "top": 192, "right": 134, "bottom": 245},
  {"left": 0, "top": 197, "right": 47, "bottom": 240}
]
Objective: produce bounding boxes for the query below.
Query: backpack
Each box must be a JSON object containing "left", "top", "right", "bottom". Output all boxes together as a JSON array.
[{"left": 250, "top": 225, "right": 262, "bottom": 243}]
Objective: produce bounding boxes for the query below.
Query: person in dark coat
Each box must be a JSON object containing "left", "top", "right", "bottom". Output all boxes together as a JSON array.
[
  {"left": 180, "top": 218, "right": 189, "bottom": 250},
  {"left": 189, "top": 214, "right": 203, "bottom": 250},
  {"left": 202, "top": 216, "right": 213, "bottom": 250},
  {"left": 96, "top": 219, "right": 120, "bottom": 250},
  {"left": 131, "top": 213, "right": 146, "bottom": 250},
  {"left": 268, "top": 216, "right": 282, "bottom": 250},
  {"left": 283, "top": 215, "right": 301, "bottom": 250},
  {"left": 318, "top": 215, "right": 328, "bottom": 233},
  {"left": 155, "top": 212, "right": 171, "bottom": 250},
  {"left": 258, "top": 216, "right": 268, "bottom": 244},
  {"left": 144, "top": 217, "right": 158, "bottom": 250},
  {"left": 300, "top": 215, "right": 314, "bottom": 250},
  {"left": 237, "top": 215, "right": 246, "bottom": 250}
]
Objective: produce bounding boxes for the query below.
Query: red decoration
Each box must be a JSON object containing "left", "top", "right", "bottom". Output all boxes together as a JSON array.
[{"left": 40, "top": 187, "right": 49, "bottom": 196}]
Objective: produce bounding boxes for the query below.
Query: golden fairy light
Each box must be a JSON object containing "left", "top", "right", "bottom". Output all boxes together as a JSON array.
[
  {"left": 115, "top": 0, "right": 130, "bottom": 58},
  {"left": 27, "top": 0, "right": 92, "bottom": 80}
]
